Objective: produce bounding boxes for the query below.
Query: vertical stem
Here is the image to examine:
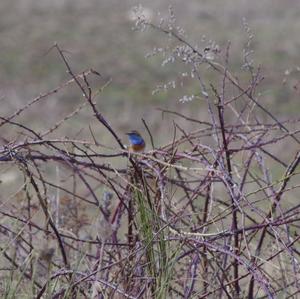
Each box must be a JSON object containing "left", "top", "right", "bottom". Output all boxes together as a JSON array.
[
  {"left": 217, "top": 101, "right": 240, "bottom": 296},
  {"left": 55, "top": 165, "right": 60, "bottom": 228}
]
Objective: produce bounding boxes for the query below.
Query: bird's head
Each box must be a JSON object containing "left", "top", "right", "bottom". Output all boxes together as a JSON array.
[
  {"left": 126, "top": 130, "right": 141, "bottom": 138},
  {"left": 126, "top": 130, "right": 145, "bottom": 148}
]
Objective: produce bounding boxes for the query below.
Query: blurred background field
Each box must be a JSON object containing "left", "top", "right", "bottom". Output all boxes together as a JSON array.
[
  {"left": 1, "top": 0, "right": 300, "bottom": 148},
  {"left": 0, "top": 1, "right": 300, "bottom": 297}
]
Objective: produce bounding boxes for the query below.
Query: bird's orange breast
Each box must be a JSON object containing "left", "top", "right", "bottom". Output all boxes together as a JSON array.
[{"left": 130, "top": 143, "right": 145, "bottom": 152}]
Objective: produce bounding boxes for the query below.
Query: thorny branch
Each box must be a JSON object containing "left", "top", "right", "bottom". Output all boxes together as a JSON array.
[{"left": 0, "top": 38, "right": 299, "bottom": 299}]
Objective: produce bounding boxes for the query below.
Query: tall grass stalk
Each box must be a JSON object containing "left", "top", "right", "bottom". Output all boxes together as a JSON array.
[{"left": 133, "top": 173, "right": 176, "bottom": 298}]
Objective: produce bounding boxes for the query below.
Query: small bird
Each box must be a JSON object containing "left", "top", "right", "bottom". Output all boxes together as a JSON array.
[{"left": 126, "top": 130, "right": 145, "bottom": 152}]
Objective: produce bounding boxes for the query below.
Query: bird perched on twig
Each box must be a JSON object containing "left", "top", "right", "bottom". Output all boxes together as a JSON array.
[{"left": 126, "top": 130, "right": 145, "bottom": 152}]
